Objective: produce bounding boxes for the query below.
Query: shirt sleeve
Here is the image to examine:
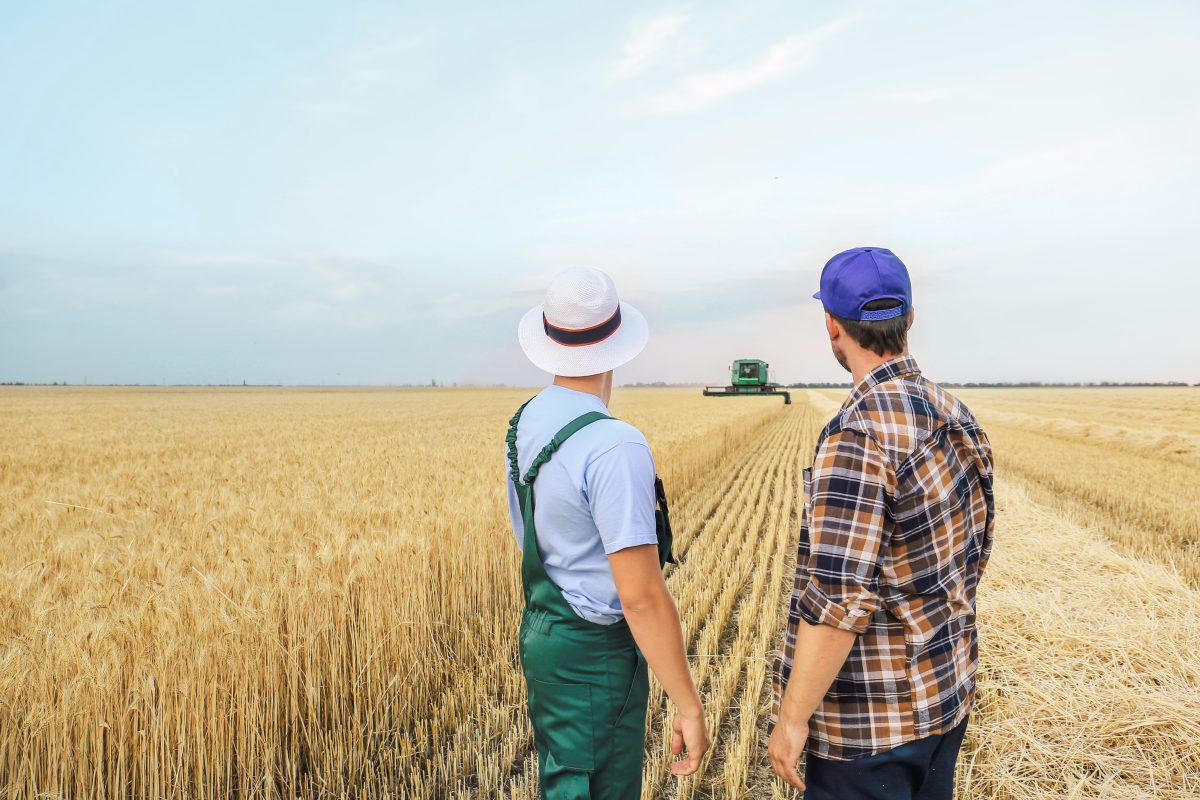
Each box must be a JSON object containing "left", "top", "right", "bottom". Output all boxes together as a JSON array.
[
  {"left": 796, "top": 429, "right": 895, "bottom": 634},
  {"left": 585, "top": 441, "right": 660, "bottom": 555}
]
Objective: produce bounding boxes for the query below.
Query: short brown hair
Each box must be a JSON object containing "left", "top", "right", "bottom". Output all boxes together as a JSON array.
[{"left": 831, "top": 299, "right": 910, "bottom": 357}]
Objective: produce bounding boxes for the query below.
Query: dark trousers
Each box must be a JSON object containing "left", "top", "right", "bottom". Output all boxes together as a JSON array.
[{"left": 804, "top": 717, "right": 969, "bottom": 800}]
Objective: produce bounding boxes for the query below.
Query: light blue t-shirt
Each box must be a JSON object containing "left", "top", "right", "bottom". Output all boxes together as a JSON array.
[{"left": 505, "top": 385, "right": 659, "bottom": 625}]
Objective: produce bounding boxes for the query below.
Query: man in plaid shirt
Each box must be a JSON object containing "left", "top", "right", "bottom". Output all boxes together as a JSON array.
[{"left": 768, "top": 248, "right": 995, "bottom": 799}]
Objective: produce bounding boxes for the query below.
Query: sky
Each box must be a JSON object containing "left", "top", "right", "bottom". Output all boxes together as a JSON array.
[{"left": 2, "top": 0, "right": 1198, "bottom": 386}]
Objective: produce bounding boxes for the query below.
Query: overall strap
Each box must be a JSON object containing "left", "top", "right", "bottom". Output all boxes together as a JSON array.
[
  {"left": 508, "top": 403, "right": 615, "bottom": 619},
  {"left": 522, "top": 412, "right": 613, "bottom": 484},
  {"left": 506, "top": 399, "right": 535, "bottom": 485},
  {"left": 507, "top": 402, "right": 614, "bottom": 485}
]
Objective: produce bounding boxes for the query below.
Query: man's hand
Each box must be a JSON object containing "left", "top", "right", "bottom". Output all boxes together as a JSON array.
[
  {"left": 769, "top": 620, "right": 858, "bottom": 790},
  {"left": 670, "top": 709, "right": 710, "bottom": 776},
  {"left": 768, "top": 713, "right": 809, "bottom": 791}
]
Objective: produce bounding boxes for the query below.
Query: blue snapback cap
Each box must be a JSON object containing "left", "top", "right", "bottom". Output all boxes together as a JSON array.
[{"left": 813, "top": 247, "right": 912, "bottom": 321}]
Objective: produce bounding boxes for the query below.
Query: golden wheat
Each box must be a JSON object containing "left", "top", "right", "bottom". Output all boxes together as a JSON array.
[
  {"left": 2, "top": 385, "right": 1198, "bottom": 798},
  {"left": 955, "top": 388, "right": 1200, "bottom": 587}
]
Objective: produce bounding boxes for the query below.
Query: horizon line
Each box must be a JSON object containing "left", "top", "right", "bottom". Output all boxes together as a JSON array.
[{"left": 2, "top": 381, "right": 1198, "bottom": 389}]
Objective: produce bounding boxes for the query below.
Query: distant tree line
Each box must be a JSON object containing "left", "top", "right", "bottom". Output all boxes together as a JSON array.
[
  {"left": 626, "top": 380, "right": 1200, "bottom": 389},
  {"left": 786, "top": 381, "right": 1197, "bottom": 388},
  {"left": 0, "top": 381, "right": 467, "bottom": 387}
]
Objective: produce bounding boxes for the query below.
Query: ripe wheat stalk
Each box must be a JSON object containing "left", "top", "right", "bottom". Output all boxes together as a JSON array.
[{"left": 1, "top": 386, "right": 1197, "bottom": 798}]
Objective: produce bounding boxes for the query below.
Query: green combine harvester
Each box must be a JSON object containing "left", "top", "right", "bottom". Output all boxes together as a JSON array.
[{"left": 703, "top": 358, "right": 791, "bottom": 405}]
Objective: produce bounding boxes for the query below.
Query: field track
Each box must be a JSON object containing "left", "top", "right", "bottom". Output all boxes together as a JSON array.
[{"left": 1, "top": 387, "right": 1198, "bottom": 799}]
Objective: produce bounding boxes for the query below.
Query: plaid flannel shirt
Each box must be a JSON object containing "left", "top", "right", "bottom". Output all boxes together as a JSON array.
[{"left": 772, "top": 356, "right": 995, "bottom": 761}]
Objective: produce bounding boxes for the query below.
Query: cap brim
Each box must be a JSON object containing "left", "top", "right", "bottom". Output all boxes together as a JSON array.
[
  {"left": 812, "top": 291, "right": 822, "bottom": 300},
  {"left": 518, "top": 302, "right": 649, "bottom": 377}
]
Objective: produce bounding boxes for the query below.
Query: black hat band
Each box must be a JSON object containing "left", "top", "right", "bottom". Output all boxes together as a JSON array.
[{"left": 543, "top": 306, "right": 622, "bottom": 347}]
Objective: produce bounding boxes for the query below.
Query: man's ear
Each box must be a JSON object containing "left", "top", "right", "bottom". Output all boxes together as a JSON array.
[
  {"left": 824, "top": 311, "right": 839, "bottom": 340},
  {"left": 907, "top": 307, "right": 916, "bottom": 331}
]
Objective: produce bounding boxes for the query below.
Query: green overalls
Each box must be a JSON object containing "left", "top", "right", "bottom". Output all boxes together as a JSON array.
[{"left": 507, "top": 402, "right": 674, "bottom": 800}]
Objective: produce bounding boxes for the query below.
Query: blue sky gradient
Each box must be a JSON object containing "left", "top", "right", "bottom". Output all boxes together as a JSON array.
[{"left": 2, "top": 1, "right": 1198, "bottom": 385}]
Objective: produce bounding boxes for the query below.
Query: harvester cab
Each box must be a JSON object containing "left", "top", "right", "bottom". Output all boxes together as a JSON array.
[{"left": 703, "top": 358, "right": 791, "bottom": 404}]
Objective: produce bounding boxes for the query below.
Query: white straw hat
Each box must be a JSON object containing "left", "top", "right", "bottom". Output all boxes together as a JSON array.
[{"left": 518, "top": 268, "right": 649, "bottom": 377}]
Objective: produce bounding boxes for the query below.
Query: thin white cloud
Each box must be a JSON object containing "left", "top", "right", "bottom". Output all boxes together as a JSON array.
[
  {"left": 610, "top": 14, "right": 689, "bottom": 81},
  {"left": 822, "top": 128, "right": 1177, "bottom": 225},
  {"left": 979, "top": 129, "right": 1165, "bottom": 195},
  {"left": 430, "top": 290, "right": 532, "bottom": 322},
  {"left": 889, "top": 86, "right": 955, "bottom": 104},
  {"left": 159, "top": 251, "right": 291, "bottom": 267},
  {"left": 650, "top": 15, "right": 859, "bottom": 114}
]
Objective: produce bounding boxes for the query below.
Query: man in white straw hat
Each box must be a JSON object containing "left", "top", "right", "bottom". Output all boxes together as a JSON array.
[{"left": 505, "top": 267, "right": 709, "bottom": 798}]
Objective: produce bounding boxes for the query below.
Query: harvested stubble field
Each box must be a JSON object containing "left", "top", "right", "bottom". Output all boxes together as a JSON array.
[{"left": 1, "top": 386, "right": 1198, "bottom": 799}]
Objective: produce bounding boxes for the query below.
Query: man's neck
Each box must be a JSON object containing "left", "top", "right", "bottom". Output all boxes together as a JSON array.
[
  {"left": 848, "top": 350, "right": 907, "bottom": 387},
  {"left": 553, "top": 373, "right": 611, "bottom": 405}
]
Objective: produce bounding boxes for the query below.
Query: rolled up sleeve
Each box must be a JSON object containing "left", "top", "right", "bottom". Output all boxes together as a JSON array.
[{"left": 797, "top": 429, "right": 895, "bottom": 634}]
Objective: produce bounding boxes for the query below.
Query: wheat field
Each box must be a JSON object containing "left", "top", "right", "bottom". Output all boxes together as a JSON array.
[{"left": 2, "top": 386, "right": 1198, "bottom": 799}]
